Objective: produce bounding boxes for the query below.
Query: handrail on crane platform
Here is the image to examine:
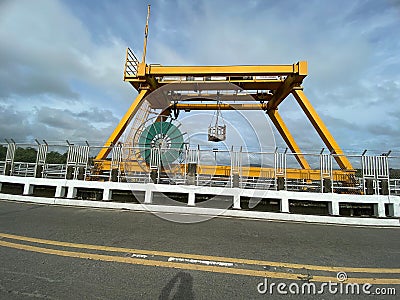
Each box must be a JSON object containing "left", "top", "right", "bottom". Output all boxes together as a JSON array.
[{"left": 124, "top": 48, "right": 140, "bottom": 77}]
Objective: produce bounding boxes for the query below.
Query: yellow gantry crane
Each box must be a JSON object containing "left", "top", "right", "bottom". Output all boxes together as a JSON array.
[{"left": 94, "top": 5, "right": 353, "bottom": 182}]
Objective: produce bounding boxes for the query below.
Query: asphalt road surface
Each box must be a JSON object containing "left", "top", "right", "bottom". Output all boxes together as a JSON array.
[{"left": 0, "top": 199, "right": 399, "bottom": 299}]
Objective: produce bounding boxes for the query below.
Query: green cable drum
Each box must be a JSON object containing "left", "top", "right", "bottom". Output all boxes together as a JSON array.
[{"left": 138, "top": 121, "right": 184, "bottom": 166}]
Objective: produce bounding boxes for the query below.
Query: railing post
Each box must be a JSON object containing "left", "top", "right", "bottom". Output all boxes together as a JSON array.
[
  {"left": 376, "top": 155, "right": 389, "bottom": 196},
  {"left": 328, "top": 201, "right": 340, "bottom": 216},
  {"left": 186, "top": 148, "right": 198, "bottom": 186},
  {"left": 361, "top": 151, "right": 378, "bottom": 195},
  {"left": 35, "top": 140, "right": 48, "bottom": 178},
  {"left": 320, "top": 150, "right": 332, "bottom": 193},
  {"left": 66, "top": 143, "right": 90, "bottom": 181},
  {"left": 274, "top": 148, "right": 287, "bottom": 191},
  {"left": 233, "top": 194, "right": 241, "bottom": 209},
  {"left": 55, "top": 186, "right": 66, "bottom": 198},
  {"left": 230, "top": 147, "right": 242, "bottom": 188},
  {"left": 188, "top": 192, "right": 195, "bottom": 206},
  {"left": 393, "top": 203, "right": 400, "bottom": 218},
  {"left": 144, "top": 190, "right": 152, "bottom": 204},
  {"left": 373, "top": 202, "right": 386, "bottom": 218},
  {"left": 23, "top": 183, "right": 33, "bottom": 195},
  {"left": 67, "top": 186, "right": 77, "bottom": 199},
  {"left": 280, "top": 196, "right": 289, "bottom": 213},
  {"left": 4, "top": 140, "right": 16, "bottom": 176},
  {"left": 110, "top": 143, "right": 123, "bottom": 182},
  {"left": 149, "top": 148, "right": 160, "bottom": 184},
  {"left": 103, "top": 188, "right": 112, "bottom": 201}
]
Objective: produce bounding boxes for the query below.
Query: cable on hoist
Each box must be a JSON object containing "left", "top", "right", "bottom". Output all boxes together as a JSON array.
[{"left": 208, "top": 93, "right": 226, "bottom": 142}]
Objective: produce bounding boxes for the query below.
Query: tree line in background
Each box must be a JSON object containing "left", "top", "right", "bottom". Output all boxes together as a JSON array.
[{"left": 0, "top": 145, "right": 67, "bottom": 164}]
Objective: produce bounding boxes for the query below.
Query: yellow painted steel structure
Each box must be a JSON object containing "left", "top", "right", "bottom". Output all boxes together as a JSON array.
[
  {"left": 93, "top": 160, "right": 352, "bottom": 183},
  {"left": 94, "top": 5, "right": 354, "bottom": 180}
]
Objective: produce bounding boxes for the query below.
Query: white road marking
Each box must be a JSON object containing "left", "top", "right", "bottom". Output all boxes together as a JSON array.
[
  {"left": 131, "top": 253, "right": 148, "bottom": 259},
  {"left": 168, "top": 256, "right": 234, "bottom": 267}
]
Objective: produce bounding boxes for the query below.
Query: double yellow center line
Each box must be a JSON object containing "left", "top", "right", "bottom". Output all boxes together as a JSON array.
[{"left": 0, "top": 232, "right": 399, "bottom": 285}]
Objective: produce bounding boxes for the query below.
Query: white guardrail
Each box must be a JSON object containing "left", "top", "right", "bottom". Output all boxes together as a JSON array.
[
  {"left": 0, "top": 142, "right": 400, "bottom": 226},
  {"left": 0, "top": 174, "right": 399, "bottom": 227}
]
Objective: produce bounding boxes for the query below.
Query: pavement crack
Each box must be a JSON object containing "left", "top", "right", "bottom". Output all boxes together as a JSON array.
[
  {"left": 0, "top": 283, "right": 58, "bottom": 299},
  {"left": 0, "top": 205, "right": 45, "bottom": 217},
  {"left": 0, "top": 268, "right": 62, "bottom": 283}
]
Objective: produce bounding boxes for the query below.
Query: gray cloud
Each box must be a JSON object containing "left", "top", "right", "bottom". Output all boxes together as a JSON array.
[
  {"left": 365, "top": 123, "right": 400, "bottom": 137},
  {"left": 0, "top": 104, "right": 118, "bottom": 143},
  {"left": 0, "top": 0, "right": 399, "bottom": 154},
  {"left": 36, "top": 108, "right": 78, "bottom": 130},
  {"left": 0, "top": 0, "right": 133, "bottom": 105},
  {"left": 0, "top": 105, "right": 32, "bottom": 140}
]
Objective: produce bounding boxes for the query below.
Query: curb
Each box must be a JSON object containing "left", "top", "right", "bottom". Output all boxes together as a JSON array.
[{"left": 1, "top": 193, "right": 399, "bottom": 227}]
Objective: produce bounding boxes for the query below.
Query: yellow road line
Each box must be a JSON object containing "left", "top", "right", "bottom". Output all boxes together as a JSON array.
[
  {"left": 0, "top": 232, "right": 399, "bottom": 275},
  {"left": 0, "top": 240, "right": 399, "bottom": 285}
]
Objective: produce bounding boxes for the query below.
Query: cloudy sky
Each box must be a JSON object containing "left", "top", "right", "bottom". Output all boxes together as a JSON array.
[{"left": 0, "top": 0, "right": 399, "bottom": 155}]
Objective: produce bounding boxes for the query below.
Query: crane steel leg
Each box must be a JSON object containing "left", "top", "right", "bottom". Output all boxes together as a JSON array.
[
  {"left": 268, "top": 109, "right": 311, "bottom": 170},
  {"left": 291, "top": 89, "right": 353, "bottom": 170},
  {"left": 96, "top": 89, "right": 150, "bottom": 160}
]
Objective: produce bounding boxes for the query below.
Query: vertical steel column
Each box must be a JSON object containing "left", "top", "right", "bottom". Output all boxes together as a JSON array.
[
  {"left": 320, "top": 153, "right": 333, "bottom": 193},
  {"left": 110, "top": 144, "right": 123, "bottom": 182},
  {"left": 185, "top": 147, "right": 198, "bottom": 185},
  {"left": 81, "top": 145, "right": 90, "bottom": 180},
  {"left": 35, "top": 143, "right": 48, "bottom": 178},
  {"left": 274, "top": 150, "right": 287, "bottom": 191},
  {"left": 149, "top": 147, "right": 161, "bottom": 183},
  {"left": 66, "top": 144, "right": 90, "bottom": 180},
  {"left": 361, "top": 155, "right": 376, "bottom": 195},
  {"left": 376, "top": 155, "right": 389, "bottom": 195},
  {"left": 231, "top": 147, "right": 242, "bottom": 188},
  {"left": 4, "top": 141, "right": 16, "bottom": 176}
]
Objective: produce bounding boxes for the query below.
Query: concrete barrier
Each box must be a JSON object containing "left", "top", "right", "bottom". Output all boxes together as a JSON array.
[{"left": 0, "top": 174, "right": 399, "bottom": 226}]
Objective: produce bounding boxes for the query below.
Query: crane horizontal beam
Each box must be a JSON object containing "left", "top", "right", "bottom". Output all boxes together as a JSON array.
[
  {"left": 170, "top": 103, "right": 267, "bottom": 110},
  {"left": 126, "top": 80, "right": 284, "bottom": 93},
  {"left": 136, "top": 61, "right": 307, "bottom": 77}
]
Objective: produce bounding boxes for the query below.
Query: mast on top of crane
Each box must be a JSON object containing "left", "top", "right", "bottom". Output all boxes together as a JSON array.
[{"left": 142, "top": 4, "right": 151, "bottom": 65}]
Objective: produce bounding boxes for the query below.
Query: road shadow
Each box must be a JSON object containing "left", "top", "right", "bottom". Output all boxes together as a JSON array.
[{"left": 159, "top": 271, "right": 194, "bottom": 300}]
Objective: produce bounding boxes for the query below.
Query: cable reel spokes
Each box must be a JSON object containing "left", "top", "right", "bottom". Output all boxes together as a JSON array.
[{"left": 137, "top": 116, "right": 186, "bottom": 169}]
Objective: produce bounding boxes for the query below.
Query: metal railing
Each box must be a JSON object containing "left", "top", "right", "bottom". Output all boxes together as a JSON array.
[
  {"left": 43, "top": 164, "right": 67, "bottom": 179},
  {"left": 1, "top": 141, "right": 399, "bottom": 196},
  {"left": 391, "top": 179, "right": 400, "bottom": 196},
  {"left": 12, "top": 162, "right": 36, "bottom": 177}
]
